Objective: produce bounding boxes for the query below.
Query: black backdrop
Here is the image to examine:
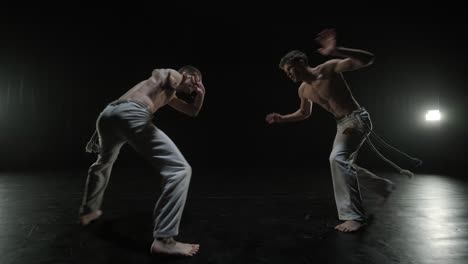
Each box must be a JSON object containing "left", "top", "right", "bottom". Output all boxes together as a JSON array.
[{"left": 0, "top": 7, "right": 466, "bottom": 175}]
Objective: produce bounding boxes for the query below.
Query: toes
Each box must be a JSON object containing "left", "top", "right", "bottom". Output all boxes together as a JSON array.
[
  {"left": 188, "top": 244, "right": 199, "bottom": 255},
  {"left": 335, "top": 223, "right": 359, "bottom": 232}
]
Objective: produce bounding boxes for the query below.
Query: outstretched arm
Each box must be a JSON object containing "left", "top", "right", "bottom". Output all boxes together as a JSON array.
[
  {"left": 266, "top": 86, "right": 312, "bottom": 124},
  {"left": 316, "top": 29, "right": 375, "bottom": 72}
]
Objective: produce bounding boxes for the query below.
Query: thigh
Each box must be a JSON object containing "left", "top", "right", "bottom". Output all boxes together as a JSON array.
[{"left": 128, "top": 124, "right": 189, "bottom": 169}]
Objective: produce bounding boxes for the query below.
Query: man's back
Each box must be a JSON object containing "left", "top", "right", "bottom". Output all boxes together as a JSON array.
[{"left": 120, "top": 69, "right": 181, "bottom": 113}]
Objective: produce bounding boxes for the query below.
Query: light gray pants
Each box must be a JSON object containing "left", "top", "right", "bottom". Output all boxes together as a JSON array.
[
  {"left": 80, "top": 100, "right": 192, "bottom": 238},
  {"left": 330, "top": 108, "right": 394, "bottom": 222}
]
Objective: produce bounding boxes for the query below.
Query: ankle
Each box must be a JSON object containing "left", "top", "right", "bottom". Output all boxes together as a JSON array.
[
  {"left": 156, "top": 237, "right": 175, "bottom": 245},
  {"left": 81, "top": 209, "right": 100, "bottom": 216}
]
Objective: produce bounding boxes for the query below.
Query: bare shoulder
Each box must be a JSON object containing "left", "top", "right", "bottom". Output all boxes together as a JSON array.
[
  {"left": 151, "top": 68, "right": 182, "bottom": 86},
  {"left": 320, "top": 59, "right": 341, "bottom": 71},
  {"left": 167, "top": 68, "right": 181, "bottom": 76},
  {"left": 151, "top": 68, "right": 170, "bottom": 79},
  {"left": 317, "top": 60, "right": 342, "bottom": 77}
]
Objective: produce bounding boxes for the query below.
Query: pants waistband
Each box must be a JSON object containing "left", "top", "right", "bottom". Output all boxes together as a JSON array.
[
  {"left": 108, "top": 99, "right": 152, "bottom": 112},
  {"left": 335, "top": 107, "right": 367, "bottom": 123}
]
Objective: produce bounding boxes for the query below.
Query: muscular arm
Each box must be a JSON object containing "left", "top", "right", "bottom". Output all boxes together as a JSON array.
[
  {"left": 329, "top": 47, "right": 375, "bottom": 72},
  {"left": 267, "top": 85, "right": 312, "bottom": 124},
  {"left": 168, "top": 75, "right": 205, "bottom": 117},
  {"left": 279, "top": 97, "right": 312, "bottom": 122},
  {"left": 316, "top": 29, "right": 375, "bottom": 73},
  {"left": 168, "top": 93, "right": 205, "bottom": 117}
]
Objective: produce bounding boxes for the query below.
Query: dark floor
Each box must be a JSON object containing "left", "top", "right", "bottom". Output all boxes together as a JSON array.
[{"left": 1, "top": 167, "right": 467, "bottom": 264}]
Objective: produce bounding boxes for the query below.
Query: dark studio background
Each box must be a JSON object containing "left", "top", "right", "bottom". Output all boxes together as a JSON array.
[{"left": 0, "top": 6, "right": 466, "bottom": 176}]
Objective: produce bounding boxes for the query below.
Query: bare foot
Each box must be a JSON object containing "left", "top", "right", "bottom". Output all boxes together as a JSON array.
[
  {"left": 79, "top": 210, "right": 102, "bottom": 226},
  {"left": 150, "top": 238, "right": 200, "bottom": 257},
  {"left": 335, "top": 220, "right": 365, "bottom": 232}
]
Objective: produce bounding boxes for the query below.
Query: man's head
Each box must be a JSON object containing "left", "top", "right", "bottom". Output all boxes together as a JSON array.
[
  {"left": 177, "top": 65, "right": 202, "bottom": 93},
  {"left": 179, "top": 65, "right": 202, "bottom": 81},
  {"left": 279, "top": 50, "right": 309, "bottom": 82}
]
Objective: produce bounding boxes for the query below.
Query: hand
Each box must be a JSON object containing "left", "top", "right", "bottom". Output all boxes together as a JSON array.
[
  {"left": 265, "top": 113, "right": 283, "bottom": 124},
  {"left": 316, "top": 28, "right": 337, "bottom": 56},
  {"left": 191, "top": 76, "right": 205, "bottom": 96}
]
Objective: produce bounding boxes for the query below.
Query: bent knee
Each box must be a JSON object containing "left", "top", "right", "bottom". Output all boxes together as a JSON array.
[
  {"left": 182, "top": 163, "right": 192, "bottom": 177},
  {"left": 172, "top": 162, "right": 192, "bottom": 179}
]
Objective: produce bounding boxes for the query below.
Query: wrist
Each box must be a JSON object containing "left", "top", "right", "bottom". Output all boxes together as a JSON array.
[{"left": 277, "top": 115, "right": 284, "bottom": 123}]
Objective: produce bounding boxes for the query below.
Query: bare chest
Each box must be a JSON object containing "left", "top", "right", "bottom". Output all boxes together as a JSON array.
[{"left": 301, "top": 80, "right": 331, "bottom": 104}]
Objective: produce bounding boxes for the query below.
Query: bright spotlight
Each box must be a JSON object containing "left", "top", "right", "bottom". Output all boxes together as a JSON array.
[{"left": 425, "top": 109, "right": 441, "bottom": 121}]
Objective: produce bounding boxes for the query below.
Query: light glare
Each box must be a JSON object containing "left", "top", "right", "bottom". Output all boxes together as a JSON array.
[{"left": 425, "top": 110, "right": 441, "bottom": 121}]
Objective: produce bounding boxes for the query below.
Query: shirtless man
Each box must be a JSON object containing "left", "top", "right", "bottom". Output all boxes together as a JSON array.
[
  {"left": 266, "top": 29, "right": 395, "bottom": 232},
  {"left": 80, "top": 65, "right": 204, "bottom": 256}
]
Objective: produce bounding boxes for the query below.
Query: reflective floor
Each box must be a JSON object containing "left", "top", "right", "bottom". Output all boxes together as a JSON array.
[{"left": 1, "top": 168, "right": 467, "bottom": 264}]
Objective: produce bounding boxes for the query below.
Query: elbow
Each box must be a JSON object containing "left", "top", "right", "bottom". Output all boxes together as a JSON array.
[
  {"left": 356, "top": 55, "right": 375, "bottom": 68},
  {"left": 300, "top": 111, "right": 311, "bottom": 120},
  {"left": 193, "top": 105, "right": 203, "bottom": 116},
  {"left": 364, "top": 54, "right": 375, "bottom": 66}
]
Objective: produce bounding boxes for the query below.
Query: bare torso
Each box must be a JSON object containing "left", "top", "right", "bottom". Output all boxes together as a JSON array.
[
  {"left": 119, "top": 69, "right": 180, "bottom": 113},
  {"left": 300, "top": 62, "right": 360, "bottom": 118}
]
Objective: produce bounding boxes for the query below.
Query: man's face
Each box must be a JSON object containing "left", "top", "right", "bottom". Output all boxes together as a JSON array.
[
  {"left": 179, "top": 72, "right": 201, "bottom": 93},
  {"left": 282, "top": 61, "right": 306, "bottom": 83}
]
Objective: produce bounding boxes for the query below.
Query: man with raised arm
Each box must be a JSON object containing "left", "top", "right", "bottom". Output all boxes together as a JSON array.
[{"left": 266, "top": 29, "right": 395, "bottom": 232}]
